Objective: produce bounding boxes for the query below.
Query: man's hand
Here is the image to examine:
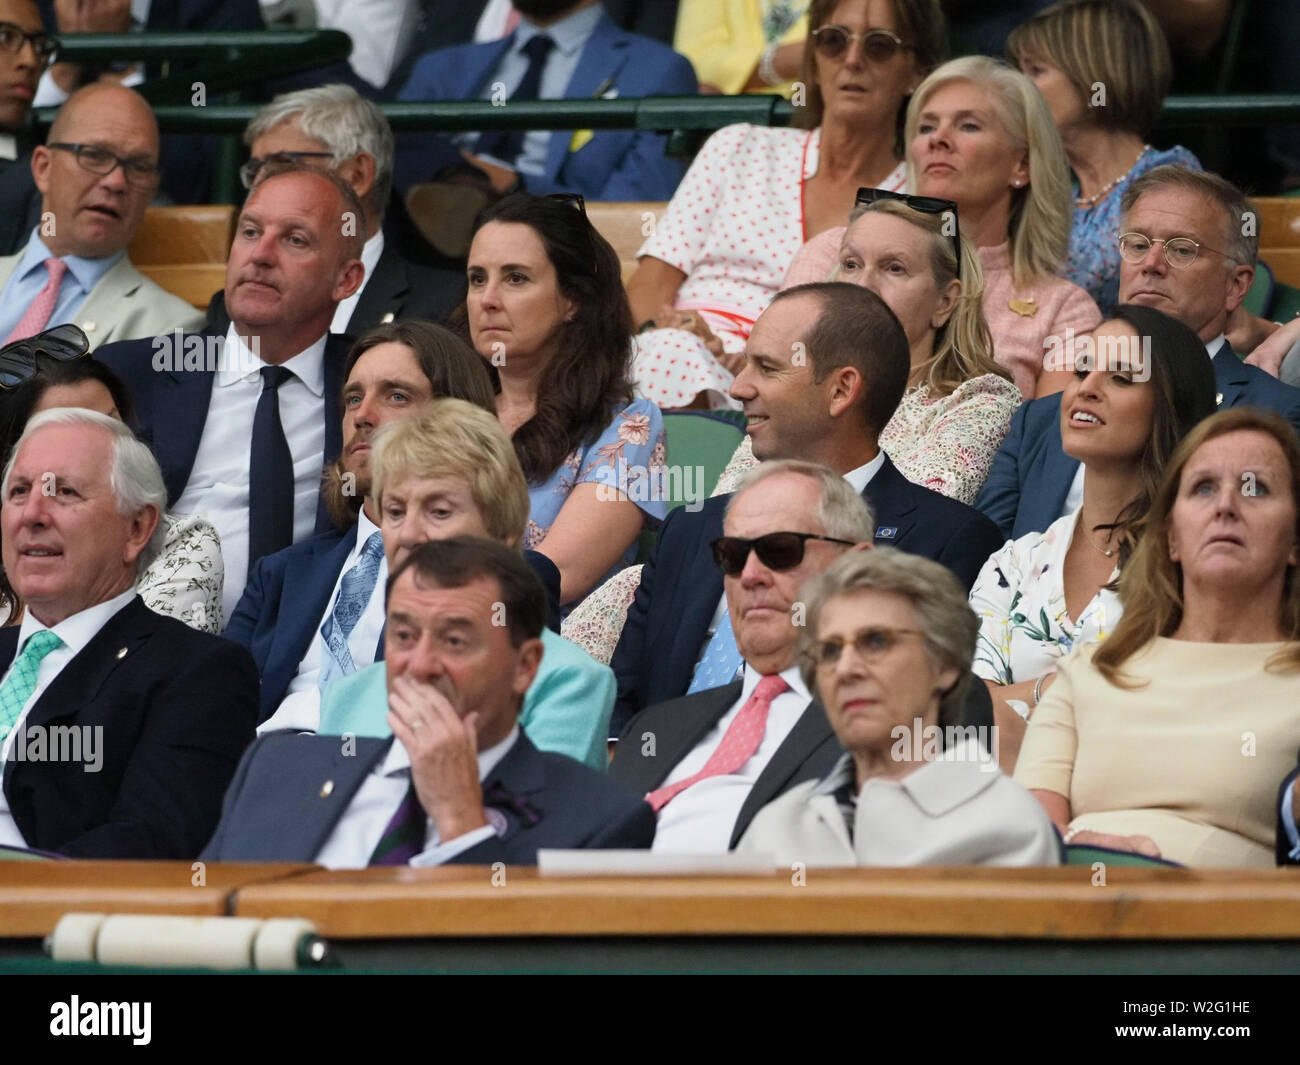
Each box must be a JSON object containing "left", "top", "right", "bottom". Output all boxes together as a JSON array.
[
  {"left": 387, "top": 674, "right": 488, "bottom": 845},
  {"left": 458, "top": 150, "right": 519, "bottom": 195},
  {"left": 50, "top": 0, "right": 136, "bottom": 93},
  {"left": 657, "top": 304, "right": 743, "bottom": 373},
  {"left": 1245, "top": 315, "right": 1300, "bottom": 378}
]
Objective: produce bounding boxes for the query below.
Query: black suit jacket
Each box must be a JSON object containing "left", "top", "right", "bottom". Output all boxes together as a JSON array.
[
  {"left": 0, "top": 140, "right": 39, "bottom": 257},
  {"left": 609, "top": 454, "right": 1004, "bottom": 732},
  {"left": 609, "top": 682, "right": 841, "bottom": 848},
  {"left": 1, "top": 597, "right": 258, "bottom": 858},
  {"left": 202, "top": 729, "right": 655, "bottom": 864},
  {"left": 98, "top": 330, "right": 351, "bottom": 535},
  {"left": 204, "top": 247, "right": 465, "bottom": 338}
]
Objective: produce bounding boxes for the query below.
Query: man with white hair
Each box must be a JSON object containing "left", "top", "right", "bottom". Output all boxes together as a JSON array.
[
  {"left": 0, "top": 408, "right": 258, "bottom": 857},
  {"left": 206, "top": 83, "right": 464, "bottom": 336}
]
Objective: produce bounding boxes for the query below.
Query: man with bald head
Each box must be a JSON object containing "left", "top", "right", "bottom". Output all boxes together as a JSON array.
[
  {"left": 0, "top": 82, "right": 201, "bottom": 347},
  {"left": 100, "top": 165, "right": 365, "bottom": 617}
]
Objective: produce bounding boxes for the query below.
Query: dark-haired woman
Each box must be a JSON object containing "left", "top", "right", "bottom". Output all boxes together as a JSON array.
[
  {"left": 0, "top": 355, "right": 223, "bottom": 631},
  {"left": 464, "top": 194, "right": 666, "bottom": 604},
  {"left": 969, "top": 305, "right": 1217, "bottom": 767}
]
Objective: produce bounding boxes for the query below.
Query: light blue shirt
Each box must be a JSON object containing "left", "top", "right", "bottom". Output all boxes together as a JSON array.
[
  {"left": 474, "top": 2, "right": 604, "bottom": 178},
  {"left": 0, "top": 231, "right": 124, "bottom": 341}
]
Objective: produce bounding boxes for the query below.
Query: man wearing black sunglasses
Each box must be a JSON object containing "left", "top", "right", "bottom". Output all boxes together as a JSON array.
[
  {"left": 0, "top": 0, "right": 50, "bottom": 256},
  {"left": 609, "top": 282, "right": 1003, "bottom": 735},
  {"left": 609, "top": 461, "right": 871, "bottom": 852}
]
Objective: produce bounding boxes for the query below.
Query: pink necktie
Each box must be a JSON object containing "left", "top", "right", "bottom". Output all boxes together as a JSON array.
[
  {"left": 646, "top": 674, "right": 789, "bottom": 812},
  {"left": 5, "top": 258, "right": 69, "bottom": 344}
]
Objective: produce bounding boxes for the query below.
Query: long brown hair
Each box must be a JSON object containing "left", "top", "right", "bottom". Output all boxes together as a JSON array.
[{"left": 1093, "top": 408, "right": 1300, "bottom": 688}]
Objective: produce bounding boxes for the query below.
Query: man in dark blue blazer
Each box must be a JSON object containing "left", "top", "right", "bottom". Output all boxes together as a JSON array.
[
  {"left": 100, "top": 167, "right": 367, "bottom": 622},
  {"left": 976, "top": 165, "right": 1300, "bottom": 540},
  {"left": 0, "top": 409, "right": 257, "bottom": 858},
  {"left": 393, "top": 0, "right": 696, "bottom": 203},
  {"left": 609, "top": 283, "right": 1004, "bottom": 733},
  {"left": 203, "top": 538, "right": 653, "bottom": 866}
]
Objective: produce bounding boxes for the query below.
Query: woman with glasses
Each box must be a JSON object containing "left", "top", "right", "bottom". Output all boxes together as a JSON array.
[
  {"left": 788, "top": 54, "right": 1102, "bottom": 400},
  {"left": 716, "top": 192, "right": 1021, "bottom": 506},
  {"left": 735, "top": 547, "right": 1060, "bottom": 867},
  {"left": 1007, "top": 0, "right": 1200, "bottom": 316},
  {"left": 461, "top": 193, "right": 665, "bottom": 606},
  {"left": 0, "top": 337, "right": 223, "bottom": 632},
  {"left": 1016, "top": 407, "right": 1300, "bottom": 867},
  {"left": 628, "top": 0, "right": 946, "bottom": 409},
  {"left": 970, "top": 305, "right": 1216, "bottom": 769}
]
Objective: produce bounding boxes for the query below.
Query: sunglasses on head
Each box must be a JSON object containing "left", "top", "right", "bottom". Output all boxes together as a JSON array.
[
  {"left": 855, "top": 187, "right": 962, "bottom": 263},
  {"left": 811, "top": 25, "right": 911, "bottom": 64},
  {"left": 546, "top": 192, "right": 587, "bottom": 217},
  {"left": 0, "top": 324, "right": 90, "bottom": 389},
  {"left": 711, "top": 531, "right": 856, "bottom": 577}
]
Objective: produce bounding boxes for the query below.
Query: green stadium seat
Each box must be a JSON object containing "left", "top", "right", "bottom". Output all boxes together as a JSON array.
[{"left": 1245, "top": 260, "right": 1275, "bottom": 316}]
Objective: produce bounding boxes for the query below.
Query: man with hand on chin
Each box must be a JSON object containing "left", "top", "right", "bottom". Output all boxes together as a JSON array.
[{"left": 202, "top": 536, "right": 653, "bottom": 867}]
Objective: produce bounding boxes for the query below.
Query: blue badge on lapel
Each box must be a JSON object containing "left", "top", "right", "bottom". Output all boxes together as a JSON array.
[
  {"left": 875, "top": 526, "right": 898, "bottom": 540},
  {"left": 485, "top": 807, "right": 509, "bottom": 837}
]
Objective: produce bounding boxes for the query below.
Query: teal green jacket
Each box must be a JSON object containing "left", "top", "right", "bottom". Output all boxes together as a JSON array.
[{"left": 318, "top": 629, "right": 613, "bottom": 770}]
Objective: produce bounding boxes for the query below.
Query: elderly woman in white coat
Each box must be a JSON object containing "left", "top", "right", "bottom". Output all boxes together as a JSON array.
[{"left": 737, "top": 548, "right": 1060, "bottom": 866}]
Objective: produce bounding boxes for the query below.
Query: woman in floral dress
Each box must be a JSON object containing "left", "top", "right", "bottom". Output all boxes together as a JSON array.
[
  {"left": 462, "top": 194, "right": 665, "bottom": 606},
  {"left": 969, "top": 305, "right": 1216, "bottom": 768}
]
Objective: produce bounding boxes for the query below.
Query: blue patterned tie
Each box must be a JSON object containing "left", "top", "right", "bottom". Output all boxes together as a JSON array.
[
  {"left": 318, "top": 531, "right": 385, "bottom": 691},
  {"left": 687, "top": 611, "right": 744, "bottom": 694},
  {"left": 0, "top": 630, "right": 63, "bottom": 747}
]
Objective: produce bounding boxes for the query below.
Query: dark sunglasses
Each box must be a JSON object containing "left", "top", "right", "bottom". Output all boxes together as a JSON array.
[
  {"left": 0, "top": 324, "right": 90, "bottom": 389},
  {"left": 711, "top": 531, "right": 856, "bottom": 576},
  {"left": 546, "top": 191, "right": 587, "bottom": 217},
  {"left": 855, "top": 186, "right": 962, "bottom": 263},
  {"left": 811, "top": 25, "right": 911, "bottom": 63}
]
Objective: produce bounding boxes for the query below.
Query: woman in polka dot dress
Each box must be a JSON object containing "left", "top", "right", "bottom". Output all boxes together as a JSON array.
[{"left": 627, "top": 0, "right": 947, "bottom": 409}]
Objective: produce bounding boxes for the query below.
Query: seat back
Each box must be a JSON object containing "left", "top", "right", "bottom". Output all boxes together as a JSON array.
[
  {"left": 128, "top": 205, "right": 236, "bottom": 310},
  {"left": 586, "top": 201, "right": 667, "bottom": 281}
]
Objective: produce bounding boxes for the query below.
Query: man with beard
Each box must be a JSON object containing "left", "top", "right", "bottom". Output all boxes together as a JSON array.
[
  {"left": 222, "top": 320, "right": 505, "bottom": 724},
  {"left": 392, "top": 0, "right": 695, "bottom": 257}
]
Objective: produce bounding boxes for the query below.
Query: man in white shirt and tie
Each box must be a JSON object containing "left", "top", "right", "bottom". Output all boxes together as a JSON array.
[
  {"left": 100, "top": 164, "right": 366, "bottom": 620},
  {"left": 609, "top": 460, "right": 875, "bottom": 852}
]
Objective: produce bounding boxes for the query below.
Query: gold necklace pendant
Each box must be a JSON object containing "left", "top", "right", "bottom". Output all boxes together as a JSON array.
[{"left": 1009, "top": 296, "right": 1038, "bottom": 317}]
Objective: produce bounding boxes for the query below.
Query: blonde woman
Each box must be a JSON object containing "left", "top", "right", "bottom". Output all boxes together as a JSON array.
[{"left": 787, "top": 55, "right": 1101, "bottom": 399}]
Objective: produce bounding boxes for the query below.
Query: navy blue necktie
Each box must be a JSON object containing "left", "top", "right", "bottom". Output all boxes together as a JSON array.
[
  {"left": 475, "top": 33, "right": 556, "bottom": 166},
  {"left": 248, "top": 365, "right": 295, "bottom": 574}
]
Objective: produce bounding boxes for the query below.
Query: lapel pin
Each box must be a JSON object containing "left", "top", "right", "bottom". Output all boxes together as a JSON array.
[
  {"left": 1216, "top": 393, "right": 1224, "bottom": 406},
  {"left": 1008, "top": 298, "right": 1037, "bottom": 317},
  {"left": 319, "top": 780, "right": 334, "bottom": 798},
  {"left": 115, "top": 646, "right": 128, "bottom": 659},
  {"left": 485, "top": 808, "right": 508, "bottom": 837},
  {"left": 875, "top": 526, "right": 898, "bottom": 539},
  {"left": 380, "top": 312, "right": 395, "bottom": 324}
]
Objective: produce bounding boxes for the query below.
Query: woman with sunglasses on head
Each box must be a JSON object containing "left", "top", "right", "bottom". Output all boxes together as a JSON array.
[
  {"left": 969, "top": 305, "right": 1216, "bottom": 770},
  {"left": 788, "top": 54, "right": 1102, "bottom": 400},
  {"left": 461, "top": 193, "right": 665, "bottom": 607},
  {"left": 628, "top": 0, "right": 947, "bottom": 409},
  {"left": 715, "top": 192, "right": 1021, "bottom": 506},
  {"left": 0, "top": 340, "right": 223, "bottom": 631},
  {"left": 1007, "top": 0, "right": 1200, "bottom": 316}
]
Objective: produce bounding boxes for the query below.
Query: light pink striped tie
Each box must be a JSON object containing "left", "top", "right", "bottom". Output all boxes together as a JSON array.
[{"left": 5, "top": 258, "right": 68, "bottom": 344}]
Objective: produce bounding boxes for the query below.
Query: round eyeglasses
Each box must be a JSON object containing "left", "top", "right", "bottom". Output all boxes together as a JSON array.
[
  {"left": 811, "top": 25, "right": 910, "bottom": 63},
  {"left": 1117, "top": 231, "right": 1237, "bottom": 269}
]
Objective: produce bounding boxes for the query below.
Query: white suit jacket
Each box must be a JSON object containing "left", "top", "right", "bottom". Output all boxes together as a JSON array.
[
  {"left": 737, "top": 739, "right": 1062, "bottom": 867},
  {"left": 0, "top": 251, "right": 203, "bottom": 350}
]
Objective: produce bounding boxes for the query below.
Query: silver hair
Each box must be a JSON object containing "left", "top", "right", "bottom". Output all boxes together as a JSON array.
[
  {"left": 2, "top": 408, "right": 168, "bottom": 574},
  {"left": 245, "top": 83, "right": 394, "bottom": 219},
  {"left": 796, "top": 547, "right": 977, "bottom": 726},
  {"left": 727, "top": 459, "right": 875, "bottom": 542}
]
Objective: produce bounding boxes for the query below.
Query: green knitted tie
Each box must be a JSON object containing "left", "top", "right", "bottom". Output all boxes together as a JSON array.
[{"left": 0, "top": 630, "right": 63, "bottom": 747}]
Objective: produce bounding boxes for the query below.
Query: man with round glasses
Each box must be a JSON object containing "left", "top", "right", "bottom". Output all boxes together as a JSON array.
[
  {"left": 976, "top": 164, "right": 1300, "bottom": 540},
  {"left": 0, "top": 82, "right": 200, "bottom": 350}
]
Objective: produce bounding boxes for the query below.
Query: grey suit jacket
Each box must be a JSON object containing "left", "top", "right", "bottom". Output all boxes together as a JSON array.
[
  {"left": 736, "top": 741, "right": 1063, "bottom": 867},
  {"left": 0, "top": 250, "right": 203, "bottom": 349}
]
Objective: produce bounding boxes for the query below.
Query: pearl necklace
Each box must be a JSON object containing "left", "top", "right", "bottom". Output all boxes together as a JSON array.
[{"left": 1074, "top": 144, "right": 1151, "bottom": 208}]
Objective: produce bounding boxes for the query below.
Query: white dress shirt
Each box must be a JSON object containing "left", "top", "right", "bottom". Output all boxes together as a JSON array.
[
  {"left": 0, "top": 587, "right": 138, "bottom": 846},
  {"left": 313, "top": 725, "right": 519, "bottom": 869},
  {"left": 309, "top": 0, "right": 418, "bottom": 89},
  {"left": 173, "top": 327, "right": 328, "bottom": 619},
  {"left": 696, "top": 452, "right": 886, "bottom": 654},
  {"left": 331, "top": 231, "right": 384, "bottom": 334},
  {"left": 1060, "top": 335, "right": 1224, "bottom": 521},
  {"left": 652, "top": 663, "right": 812, "bottom": 854}
]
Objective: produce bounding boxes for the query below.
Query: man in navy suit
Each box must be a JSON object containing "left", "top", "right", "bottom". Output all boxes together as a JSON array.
[
  {"left": 977, "top": 165, "right": 1300, "bottom": 540},
  {"left": 609, "top": 283, "right": 1004, "bottom": 734},
  {"left": 393, "top": 0, "right": 696, "bottom": 210},
  {"left": 203, "top": 537, "right": 654, "bottom": 866},
  {"left": 100, "top": 165, "right": 366, "bottom": 623},
  {"left": 0, "top": 409, "right": 256, "bottom": 858}
]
